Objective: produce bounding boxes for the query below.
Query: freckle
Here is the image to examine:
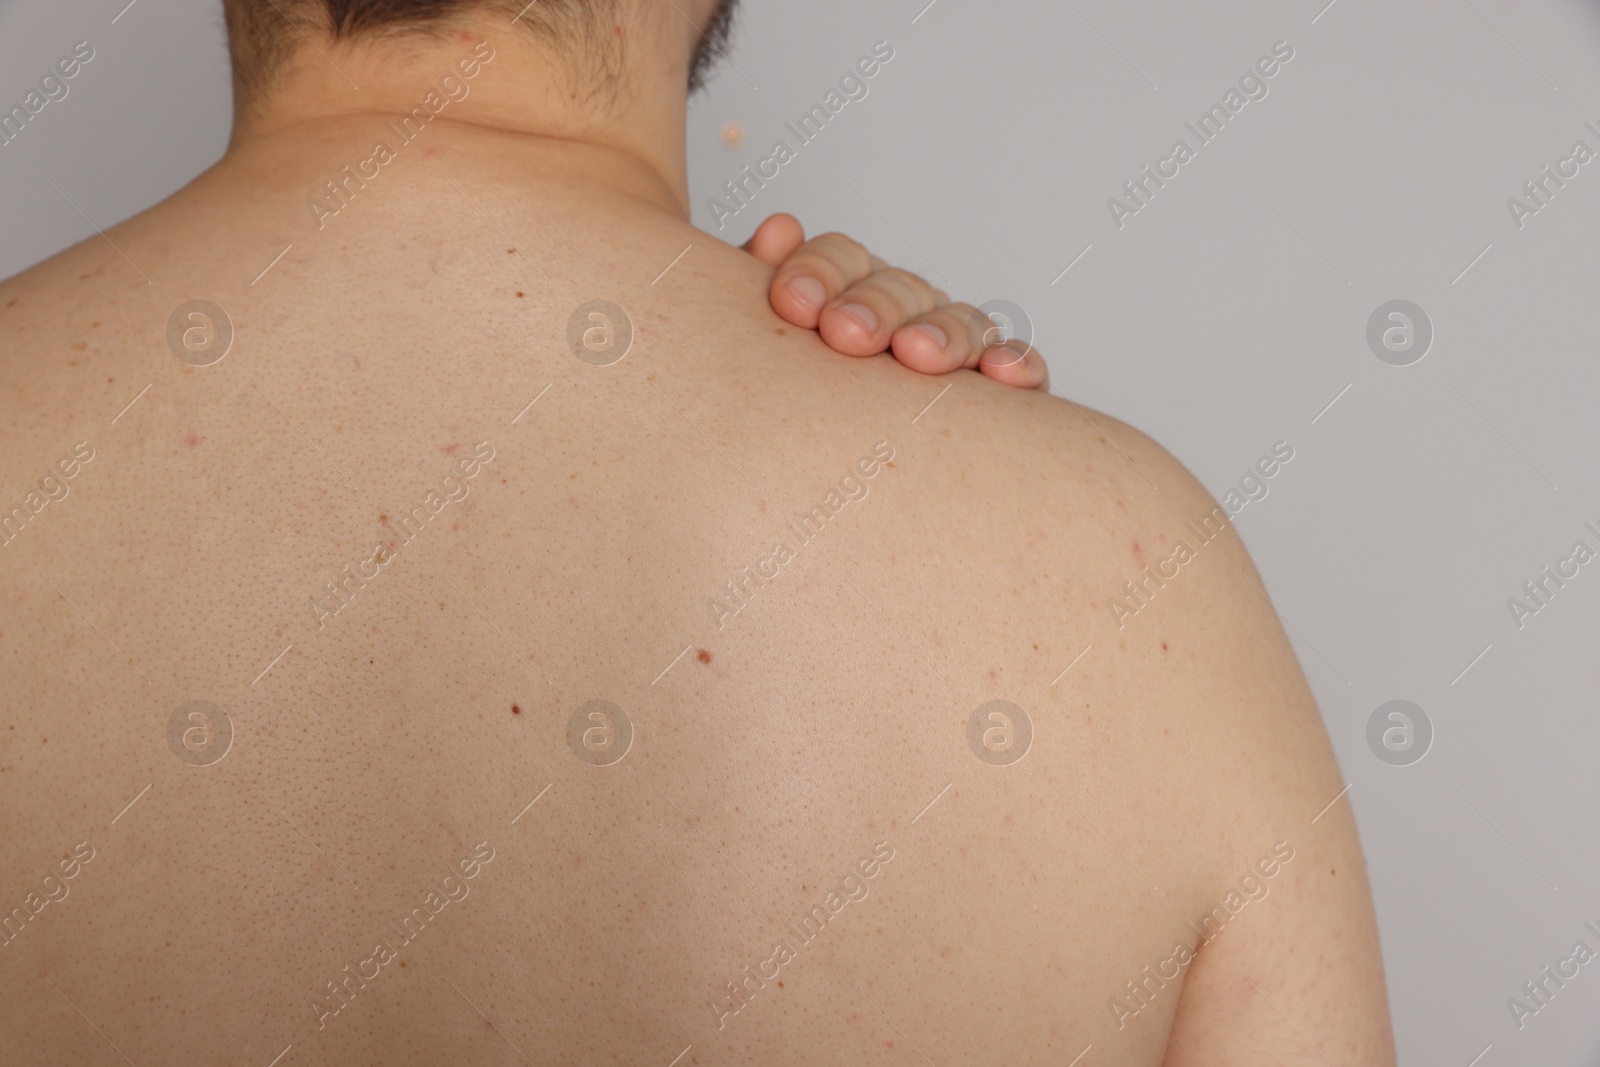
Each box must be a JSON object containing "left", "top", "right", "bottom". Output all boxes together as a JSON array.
[
  {"left": 777, "top": 981, "right": 784, "bottom": 989},
  {"left": 512, "top": 704, "right": 522, "bottom": 715},
  {"left": 516, "top": 291, "right": 524, "bottom": 298},
  {"left": 379, "top": 514, "right": 389, "bottom": 523},
  {"left": 399, "top": 961, "right": 406, "bottom": 968},
  {"left": 41, "top": 738, "right": 46, "bottom": 743},
  {"left": 5, "top": 298, "right": 16, "bottom": 308},
  {"left": 773, "top": 326, "right": 787, "bottom": 335},
  {"left": 70, "top": 341, "right": 86, "bottom": 351},
  {"left": 506, "top": 248, "right": 515, "bottom": 254},
  {"left": 697, "top": 649, "right": 711, "bottom": 664}
]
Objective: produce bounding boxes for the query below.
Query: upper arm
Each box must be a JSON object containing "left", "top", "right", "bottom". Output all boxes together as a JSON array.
[{"left": 1088, "top": 418, "right": 1396, "bottom": 1067}]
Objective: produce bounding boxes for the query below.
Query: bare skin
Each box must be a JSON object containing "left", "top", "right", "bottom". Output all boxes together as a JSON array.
[
  {"left": 0, "top": 7, "right": 1392, "bottom": 1065},
  {"left": 745, "top": 214, "right": 1051, "bottom": 391}
]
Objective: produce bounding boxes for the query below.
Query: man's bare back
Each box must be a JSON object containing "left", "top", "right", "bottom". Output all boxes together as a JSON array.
[{"left": 0, "top": 12, "right": 1391, "bottom": 1065}]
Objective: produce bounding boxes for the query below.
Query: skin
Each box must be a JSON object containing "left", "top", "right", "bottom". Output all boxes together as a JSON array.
[
  {"left": 0, "top": 3, "right": 1392, "bottom": 1065},
  {"left": 747, "top": 214, "right": 1051, "bottom": 391}
]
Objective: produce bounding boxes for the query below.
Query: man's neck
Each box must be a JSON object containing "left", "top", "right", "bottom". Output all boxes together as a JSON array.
[{"left": 224, "top": 17, "right": 693, "bottom": 219}]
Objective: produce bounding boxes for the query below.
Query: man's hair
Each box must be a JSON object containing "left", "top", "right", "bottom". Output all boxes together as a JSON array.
[{"left": 223, "top": 0, "right": 738, "bottom": 102}]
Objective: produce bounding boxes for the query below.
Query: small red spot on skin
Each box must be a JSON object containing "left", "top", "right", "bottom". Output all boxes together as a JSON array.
[
  {"left": 351, "top": 354, "right": 362, "bottom": 370},
  {"left": 1161, "top": 641, "right": 1168, "bottom": 652},
  {"left": 1132, "top": 541, "right": 1141, "bottom": 554},
  {"left": 421, "top": 147, "right": 441, "bottom": 159},
  {"left": 443, "top": 444, "right": 459, "bottom": 454},
  {"left": 697, "top": 649, "right": 712, "bottom": 664},
  {"left": 184, "top": 433, "right": 203, "bottom": 448},
  {"left": 512, "top": 705, "right": 522, "bottom": 715}
]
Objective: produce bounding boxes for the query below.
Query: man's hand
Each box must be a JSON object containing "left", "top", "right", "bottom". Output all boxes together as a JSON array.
[{"left": 742, "top": 214, "right": 1048, "bottom": 391}]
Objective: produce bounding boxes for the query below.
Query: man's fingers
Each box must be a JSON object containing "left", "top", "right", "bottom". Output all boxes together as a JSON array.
[
  {"left": 815, "top": 267, "right": 945, "bottom": 356},
  {"left": 757, "top": 226, "right": 1045, "bottom": 388},
  {"left": 890, "top": 303, "right": 1050, "bottom": 390},
  {"left": 978, "top": 341, "right": 1049, "bottom": 390},
  {"left": 889, "top": 303, "right": 996, "bottom": 373},
  {"left": 768, "top": 232, "right": 881, "bottom": 330},
  {"left": 742, "top": 213, "right": 806, "bottom": 267}
]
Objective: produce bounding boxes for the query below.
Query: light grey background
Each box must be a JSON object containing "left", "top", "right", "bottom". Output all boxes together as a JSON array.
[{"left": 4, "top": 0, "right": 1600, "bottom": 1062}]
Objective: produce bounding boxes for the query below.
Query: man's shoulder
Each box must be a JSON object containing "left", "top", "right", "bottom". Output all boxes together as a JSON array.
[{"left": 891, "top": 381, "right": 1328, "bottom": 823}]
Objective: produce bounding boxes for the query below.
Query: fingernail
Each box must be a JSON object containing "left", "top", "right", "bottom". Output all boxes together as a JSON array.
[
  {"left": 982, "top": 343, "right": 1028, "bottom": 369},
  {"left": 837, "top": 303, "right": 878, "bottom": 333},
  {"left": 910, "top": 323, "right": 948, "bottom": 348},
  {"left": 787, "top": 276, "right": 826, "bottom": 310}
]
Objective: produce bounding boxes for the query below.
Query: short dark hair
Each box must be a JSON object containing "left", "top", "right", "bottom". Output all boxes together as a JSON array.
[{"left": 223, "top": 0, "right": 737, "bottom": 102}]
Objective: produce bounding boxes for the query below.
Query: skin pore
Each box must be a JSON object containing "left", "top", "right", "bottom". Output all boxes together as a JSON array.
[{"left": 0, "top": 2, "right": 1391, "bottom": 1064}]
